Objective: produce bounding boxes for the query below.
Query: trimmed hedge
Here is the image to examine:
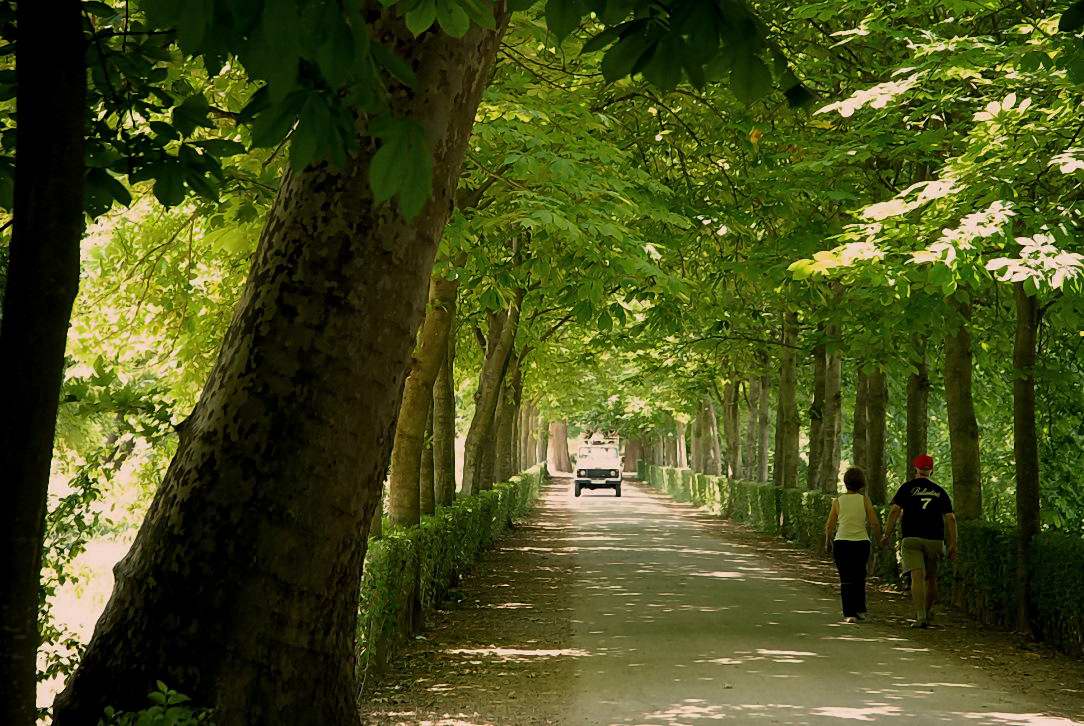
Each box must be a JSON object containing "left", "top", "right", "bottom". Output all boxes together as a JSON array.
[
  {"left": 356, "top": 464, "right": 547, "bottom": 679},
  {"left": 638, "top": 465, "right": 1084, "bottom": 659}
]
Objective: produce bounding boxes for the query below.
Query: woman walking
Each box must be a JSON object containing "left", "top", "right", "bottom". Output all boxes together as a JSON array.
[{"left": 824, "top": 467, "right": 883, "bottom": 623}]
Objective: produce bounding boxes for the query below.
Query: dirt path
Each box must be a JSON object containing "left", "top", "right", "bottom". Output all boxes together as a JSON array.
[{"left": 361, "top": 478, "right": 1084, "bottom": 725}]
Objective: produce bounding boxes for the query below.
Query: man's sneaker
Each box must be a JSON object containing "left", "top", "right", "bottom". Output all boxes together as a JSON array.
[
  {"left": 843, "top": 616, "right": 859, "bottom": 624},
  {"left": 911, "top": 619, "right": 929, "bottom": 629}
]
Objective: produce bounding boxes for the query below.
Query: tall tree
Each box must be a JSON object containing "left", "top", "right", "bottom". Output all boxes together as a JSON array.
[
  {"left": 905, "top": 337, "right": 930, "bottom": 481},
  {"left": 547, "top": 420, "right": 572, "bottom": 473},
  {"left": 432, "top": 330, "right": 457, "bottom": 507},
  {"left": 817, "top": 330, "right": 843, "bottom": 494},
  {"left": 866, "top": 368, "right": 888, "bottom": 504},
  {"left": 53, "top": 9, "right": 507, "bottom": 723},
  {"left": 807, "top": 340, "right": 826, "bottom": 490},
  {"left": 1013, "top": 283, "right": 1041, "bottom": 633},
  {"left": 943, "top": 301, "right": 983, "bottom": 520},
  {"left": 0, "top": 2, "right": 86, "bottom": 722}
]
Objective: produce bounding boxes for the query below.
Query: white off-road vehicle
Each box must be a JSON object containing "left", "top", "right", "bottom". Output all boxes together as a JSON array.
[{"left": 574, "top": 439, "right": 623, "bottom": 497}]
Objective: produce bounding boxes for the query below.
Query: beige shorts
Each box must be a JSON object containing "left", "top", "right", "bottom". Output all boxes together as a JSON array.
[{"left": 901, "top": 537, "right": 945, "bottom": 575}]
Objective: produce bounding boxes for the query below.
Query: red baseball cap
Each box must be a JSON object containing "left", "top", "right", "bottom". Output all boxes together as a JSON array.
[{"left": 913, "top": 454, "right": 934, "bottom": 471}]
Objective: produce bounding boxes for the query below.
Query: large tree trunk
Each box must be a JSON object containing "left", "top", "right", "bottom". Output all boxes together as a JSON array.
[
  {"left": 493, "top": 354, "right": 520, "bottom": 482},
  {"left": 675, "top": 420, "right": 688, "bottom": 468},
  {"left": 547, "top": 420, "right": 572, "bottom": 473},
  {"left": 53, "top": 11, "right": 506, "bottom": 724},
  {"left": 906, "top": 337, "right": 930, "bottom": 481},
  {"left": 0, "top": 3, "right": 86, "bottom": 722},
  {"left": 624, "top": 438, "right": 641, "bottom": 473},
  {"left": 1013, "top": 283, "right": 1041, "bottom": 633},
  {"left": 944, "top": 301, "right": 983, "bottom": 521},
  {"left": 535, "top": 411, "right": 548, "bottom": 466},
  {"left": 866, "top": 369, "right": 888, "bottom": 505},
  {"left": 433, "top": 335, "right": 457, "bottom": 506},
  {"left": 461, "top": 294, "right": 522, "bottom": 494},
  {"left": 419, "top": 408, "right": 436, "bottom": 516},
  {"left": 817, "top": 333, "right": 843, "bottom": 494},
  {"left": 779, "top": 312, "right": 800, "bottom": 488},
  {"left": 757, "top": 373, "right": 771, "bottom": 482},
  {"left": 690, "top": 413, "right": 703, "bottom": 472},
  {"left": 388, "top": 276, "right": 457, "bottom": 526},
  {"left": 852, "top": 368, "right": 870, "bottom": 472},
  {"left": 722, "top": 382, "right": 741, "bottom": 480},
  {"left": 807, "top": 339, "right": 826, "bottom": 490},
  {"left": 705, "top": 400, "right": 723, "bottom": 476}
]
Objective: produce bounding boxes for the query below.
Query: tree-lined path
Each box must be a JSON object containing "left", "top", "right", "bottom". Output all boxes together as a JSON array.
[{"left": 365, "top": 477, "right": 1084, "bottom": 725}]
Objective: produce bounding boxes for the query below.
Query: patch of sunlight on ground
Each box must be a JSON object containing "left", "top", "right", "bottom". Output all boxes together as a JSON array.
[
  {"left": 811, "top": 704, "right": 902, "bottom": 720},
  {"left": 445, "top": 647, "right": 591, "bottom": 661},
  {"left": 957, "top": 714, "right": 1082, "bottom": 725}
]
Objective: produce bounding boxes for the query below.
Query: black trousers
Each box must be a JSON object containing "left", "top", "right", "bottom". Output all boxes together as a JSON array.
[{"left": 832, "top": 539, "right": 871, "bottom": 617}]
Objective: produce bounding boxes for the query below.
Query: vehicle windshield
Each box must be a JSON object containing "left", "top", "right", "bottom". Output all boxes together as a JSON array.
[{"left": 577, "top": 446, "right": 619, "bottom": 466}]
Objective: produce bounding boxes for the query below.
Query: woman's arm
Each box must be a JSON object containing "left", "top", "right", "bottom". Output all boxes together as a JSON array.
[
  {"left": 865, "top": 495, "right": 883, "bottom": 541},
  {"left": 824, "top": 498, "right": 839, "bottom": 550}
]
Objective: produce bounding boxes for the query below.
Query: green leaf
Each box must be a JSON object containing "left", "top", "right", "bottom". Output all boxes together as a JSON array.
[
  {"left": 371, "top": 41, "right": 417, "bottom": 88},
  {"left": 730, "top": 53, "right": 772, "bottom": 105},
  {"left": 545, "top": 0, "right": 585, "bottom": 41},
  {"left": 436, "top": 0, "right": 471, "bottom": 37},
  {"left": 152, "top": 164, "right": 187, "bottom": 207},
  {"left": 643, "top": 35, "right": 684, "bottom": 90},
  {"left": 600, "top": 33, "right": 651, "bottom": 82},
  {"left": 406, "top": 0, "right": 438, "bottom": 36}
]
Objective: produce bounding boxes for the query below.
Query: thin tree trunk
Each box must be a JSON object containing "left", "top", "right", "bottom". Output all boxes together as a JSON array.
[
  {"left": 866, "top": 369, "right": 888, "bottom": 505},
  {"left": 757, "top": 373, "right": 771, "bottom": 482},
  {"left": 807, "top": 339, "right": 827, "bottom": 490},
  {"left": 1013, "top": 283, "right": 1041, "bottom": 633},
  {"left": 0, "top": 3, "right": 85, "bottom": 721},
  {"left": 817, "top": 333, "right": 843, "bottom": 494},
  {"left": 675, "top": 420, "right": 688, "bottom": 468},
  {"left": 433, "top": 335, "right": 456, "bottom": 507},
  {"left": 906, "top": 337, "right": 930, "bottom": 481},
  {"left": 53, "top": 10, "right": 507, "bottom": 723},
  {"left": 944, "top": 301, "right": 983, "bottom": 520},
  {"left": 419, "top": 407, "right": 435, "bottom": 516},
  {"left": 690, "top": 414, "right": 703, "bottom": 472},
  {"left": 780, "top": 312, "right": 800, "bottom": 488},
  {"left": 547, "top": 420, "right": 571, "bottom": 473},
  {"left": 852, "top": 368, "right": 870, "bottom": 472},
  {"left": 535, "top": 412, "right": 548, "bottom": 466},
  {"left": 705, "top": 400, "right": 723, "bottom": 476},
  {"left": 744, "top": 380, "right": 759, "bottom": 479},
  {"left": 388, "top": 276, "right": 457, "bottom": 526},
  {"left": 461, "top": 293, "right": 522, "bottom": 494},
  {"left": 722, "top": 382, "right": 741, "bottom": 480},
  {"left": 493, "top": 354, "right": 519, "bottom": 482}
]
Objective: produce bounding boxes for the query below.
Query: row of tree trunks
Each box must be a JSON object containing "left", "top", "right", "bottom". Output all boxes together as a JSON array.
[
  {"left": 705, "top": 400, "right": 723, "bottom": 476},
  {"left": 624, "top": 438, "right": 642, "bottom": 472},
  {"left": 433, "top": 338, "right": 457, "bottom": 507},
  {"left": 547, "top": 420, "right": 572, "bottom": 473},
  {"left": 721, "top": 383, "right": 741, "bottom": 479},
  {"left": 1013, "top": 283, "right": 1041, "bottom": 633},
  {"left": 493, "top": 354, "right": 521, "bottom": 482},
  {"left": 0, "top": 1, "right": 87, "bottom": 722},
  {"left": 461, "top": 292, "right": 522, "bottom": 495},
  {"left": 742, "top": 380, "right": 759, "bottom": 479},
  {"left": 675, "top": 420, "right": 689, "bottom": 468},
  {"left": 52, "top": 8, "right": 508, "bottom": 723},
  {"left": 944, "top": 300, "right": 983, "bottom": 520},
  {"left": 775, "top": 312, "right": 800, "bottom": 488},
  {"left": 807, "top": 336, "right": 826, "bottom": 490},
  {"left": 388, "top": 276, "right": 458, "bottom": 526},
  {"left": 534, "top": 412, "right": 548, "bottom": 466}
]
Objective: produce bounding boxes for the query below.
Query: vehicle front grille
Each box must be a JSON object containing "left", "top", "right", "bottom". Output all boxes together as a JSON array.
[{"left": 583, "top": 468, "right": 617, "bottom": 478}]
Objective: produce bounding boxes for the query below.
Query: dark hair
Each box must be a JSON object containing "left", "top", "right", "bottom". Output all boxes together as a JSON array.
[{"left": 843, "top": 467, "right": 866, "bottom": 492}]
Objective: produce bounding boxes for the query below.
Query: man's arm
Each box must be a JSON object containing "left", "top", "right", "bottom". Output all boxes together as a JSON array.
[
  {"left": 880, "top": 504, "right": 902, "bottom": 547},
  {"left": 945, "top": 512, "right": 958, "bottom": 559}
]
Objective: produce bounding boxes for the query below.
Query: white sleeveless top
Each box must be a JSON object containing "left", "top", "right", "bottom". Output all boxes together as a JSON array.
[{"left": 835, "top": 493, "right": 869, "bottom": 541}]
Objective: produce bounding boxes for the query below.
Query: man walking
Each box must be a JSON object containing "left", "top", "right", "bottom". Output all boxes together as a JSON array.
[{"left": 881, "top": 454, "right": 958, "bottom": 628}]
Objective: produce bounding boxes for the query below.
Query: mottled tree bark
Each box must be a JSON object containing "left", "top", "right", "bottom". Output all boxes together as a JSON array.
[
  {"left": 807, "top": 339, "right": 826, "bottom": 490},
  {"left": 1013, "top": 283, "right": 1041, "bottom": 633},
  {"left": 906, "top": 337, "right": 930, "bottom": 481},
  {"left": 433, "top": 335, "right": 457, "bottom": 507},
  {"left": 0, "top": 3, "right": 85, "bottom": 721},
  {"left": 705, "top": 400, "right": 723, "bottom": 476},
  {"left": 461, "top": 295, "right": 522, "bottom": 494},
  {"left": 493, "top": 354, "right": 520, "bottom": 483},
  {"left": 757, "top": 373, "right": 771, "bottom": 483},
  {"left": 722, "top": 382, "right": 741, "bottom": 480},
  {"left": 866, "top": 369, "right": 888, "bottom": 505},
  {"left": 53, "top": 9, "right": 507, "bottom": 724},
  {"left": 535, "top": 412, "right": 548, "bottom": 466},
  {"left": 944, "top": 301, "right": 982, "bottom": 520},
  {"left": 420, "top": 407, "right": 435, "bottom": 516},
  {"left": 852, "top": 369, "right": 870, "bottom": 473},
  {"left": 675, "top": 420, "right": 689, "bottom": 468},
  {"left": 388, "top": 276, "right": 457, "bottom": 526},
  {"left": 779, "top": 312, "right": 800, "bottom": 488},
  {"left": 817, "top": 332, "right": 843, "bottom": 494},
  {"left": 743, "top": 380, "right": 760, "bottom": 480},
  {"left": 547, "top": 420, "right": 572, "bottom": 473}
]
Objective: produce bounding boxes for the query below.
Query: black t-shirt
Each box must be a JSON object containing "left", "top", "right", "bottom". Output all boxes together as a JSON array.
[{"left": 892, "top": 478, "right": 954, "bottom": 540}]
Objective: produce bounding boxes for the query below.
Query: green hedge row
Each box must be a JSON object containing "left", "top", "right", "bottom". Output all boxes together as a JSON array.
[
  {"left": 638, "top": 464, "right": 1084, "bottom": 658},
  {"left": 355, "top": 464, "right": 547, "bottom": 679}
]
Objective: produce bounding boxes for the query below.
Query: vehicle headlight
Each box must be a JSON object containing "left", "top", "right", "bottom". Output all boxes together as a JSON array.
[
  {"left": 577, "top": 469, "right": 585, "bottom": 477},
  {"left": 610, "top": 469, "right": 617, "bottom": 477}
]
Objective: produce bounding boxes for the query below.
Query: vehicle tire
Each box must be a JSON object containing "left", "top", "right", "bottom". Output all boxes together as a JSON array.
[
  {"left": 574, "top": 484, "right": 581, "bottom": 497},
  {"left": 615, "top": 485, "right": 622, "bottom": 498}
]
